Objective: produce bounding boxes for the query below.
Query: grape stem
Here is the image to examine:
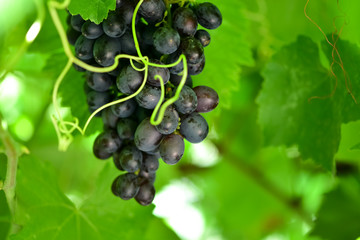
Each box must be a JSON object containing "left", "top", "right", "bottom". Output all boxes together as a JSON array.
[{"left": 48, "top": 0, "right": 188, "bottom": 151}]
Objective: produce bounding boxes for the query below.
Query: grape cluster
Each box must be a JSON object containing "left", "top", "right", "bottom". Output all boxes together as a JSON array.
[{"left": 66, "top": 0, "right": 221, "bottom": 206}]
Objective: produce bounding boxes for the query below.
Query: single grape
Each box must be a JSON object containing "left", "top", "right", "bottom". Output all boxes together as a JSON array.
[
  {"left": 102, "top": 107, "right": 119, "bottom": 129},
  {"left": 179, "top": 112, "right": 209, "bottom": 143},
  {"left": 170, "top": 73, "right": 193, "bottom": 87},
  {"left": 135, "top": 182, "right": 155, "bottom": 206},
  {"left": 119, "top": 30, "right": 137, "bottom": 55},
  {"left": 134, "top": 118, "right": 163, "bottom": 152},
  {"left": 159, "top": 134, "right": 185, "bottom": 165},
  {"left": 135, "top": 85, "right": 161, "bottom": 109},
  {"left": 81, "top": 21, "right": 103, "bottom": 39},
  {"left": 118, "top": 145, "right": 143, "bottom": 173},
  {"left": 116, "top": 118, "right": 137, "bottom": 140},
  {"left": 139, "top": 0, "right": 166, "bottom": 24},
  {"left": 195, "top": 2, "right": 222, "bottom": 30},
  {"left": 147, "top": 59, "right": 170, "bottom": 87},
  {"left": 102, "top": 11, "right": 127, "bottom": 38},
  {"left": 85, "top": 72, "right": 113, "bottom": 92},
  {"left": 167, "top": 51, "right": 184, "bottom": 74},
  {"left": 180, "top": 37, "right": 204, "bottom": 64},
  {"left": 153, "top": 26, "right": 181, "bottom": 55},
  {"left": 195, "top": 29, "right": 211, "bottom": 47},
  {"left": 117, "top": 64, "right": 144, "bottom": 95},
  {"left": 111, "top": 98, "right": 137, "bottom": 118},
  {"left": 155, "top": 106, "right": 179, "bottom": 135},
  {"left": 193, "top": 86, "right": 219, "bottom": 113},
  {"left": 172, "top": 7, "right": 198, "bottom": 37},
  {"left": 142, "top": 154, "right": 159, "bottom": 173},
  {"left": 71, "top": 14, "right": 85, "bottom": 32},
  {"left": 111, "top": 173, "right": 139, "bottom": 200},
  {"left": 93, "top": 143, "right": 112, "bottom": 159},
  {"left": 67, "top": 26, "right": 81, "bottom": 46},
  {"left": 93, "top": 35, "right": 122, "bottom": 67},
  {"left": 93, "top": 130, "right": 122, "bottom": 158},
  {"left": 138, "top": 170, "right": 156, "bottom": 184},
  {"left": 75, "top": 35, "right": 95, "bottom": 61},
  {"left": 113, "top": 150, "right": 125, "bottom": 171},
  {"left": 86, "top": 90, "right": 112, "bottom": 113},
  {"left": 117, "top": 1, "right": 138, "bottom": 25},
  {"left": 188, "top": 55, "right": 205, "bottom": 75},
  {"left": 174, "top": 85, "right": 198, "bottom": 114}
]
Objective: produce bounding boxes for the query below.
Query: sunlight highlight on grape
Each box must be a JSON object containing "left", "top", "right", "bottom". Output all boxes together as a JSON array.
[{"left": 153, "top": 180, "right": 205, "bottom": 240}]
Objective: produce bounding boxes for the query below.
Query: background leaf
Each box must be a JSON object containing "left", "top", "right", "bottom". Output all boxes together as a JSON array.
[{"left": 68, "top": 0, "right": 116, "bottom": 24}]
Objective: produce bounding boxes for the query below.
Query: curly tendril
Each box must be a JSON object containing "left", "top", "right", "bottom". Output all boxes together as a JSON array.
[{"left": 48, "top": 0, "right": 188, "bottom": 151}]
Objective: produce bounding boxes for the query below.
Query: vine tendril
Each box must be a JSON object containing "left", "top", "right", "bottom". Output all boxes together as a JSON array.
[{"left": 48, "top": 0, "right": 188, "bottom": 151}]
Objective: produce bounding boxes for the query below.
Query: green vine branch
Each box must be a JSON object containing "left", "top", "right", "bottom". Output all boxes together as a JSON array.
[{"left": 48, "top": 0, "right": 189, "bottom": 151}]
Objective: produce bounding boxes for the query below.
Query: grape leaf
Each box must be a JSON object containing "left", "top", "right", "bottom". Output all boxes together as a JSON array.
[
  {"left": 0, "top": 191, "right": 11, "bottom": 240},
  {"left": 11, "top": 156, "right": 179, "bottom": 240},
  {"left": 68, "top": 0, "right": 116, "bottom": 24},
  {"left": 257, "top": 36, "right": 341, "bottom": 171},
  {"left": 194, "top": 0, "right": 254, "bottom": 108},
  {"left": 311, "top": 177, "right": 360, "bottom": 240}
]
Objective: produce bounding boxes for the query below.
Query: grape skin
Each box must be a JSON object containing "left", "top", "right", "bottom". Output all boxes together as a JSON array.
[
  {"left": 153, "top": 26, "right": 181, "bottom": 55},
  {"left": 135, "top": 182, "right": 155, "bottom": 206},
  {"left": 116, "top": 64, "right": 144, "bottom": 95},
  {"left": 193, "top": 86, "right": 219, "bottom": 113},
  {"left": 179, "top": 112, "right": 209, "bottom": 143},
  {"left": 134, "top": 118, "right": 163, "bottom": 152},
  {"left": 174, "top": 85, "right": 198, "bottom": 114},
  {"left": 155, "top": 106, "right": 179, "bottom": 135},
  {"left": 159, "top": 134, "right": 185, "bottom": 165},
  {"left": 112, "top": 173, "right": 140, "bottom": 200},
  {"left": 135, "top": 85, "right": 162, "bottom": 109}
]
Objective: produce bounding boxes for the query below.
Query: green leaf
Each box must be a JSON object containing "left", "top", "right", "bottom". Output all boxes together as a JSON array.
[
  {"left": 311, "top": 177, "right": 360, "bottom": 240},
  {"left": 0, "top": 191, "right": 11, "bottom": 240},
  {"left": 11, "top": 156, "right": 177, "bottom": 240},
  {"left": 68, "top": 0, "right": 116, "bottom": 24},
  {"left": 257, "top": 36, "right": 340, "bottom": 171},
  {"left": 194, "top": 0, "right": 254, "bottom": 108}
]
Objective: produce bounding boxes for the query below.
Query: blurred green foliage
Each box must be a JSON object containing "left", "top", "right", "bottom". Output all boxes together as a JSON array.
[{"left": 1, "top": 0, "right": 360, "bottom": 239}]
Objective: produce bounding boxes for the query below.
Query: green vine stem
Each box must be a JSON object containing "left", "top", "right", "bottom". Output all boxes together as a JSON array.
[{"left": 49, "top": 0, "right": 189, "bottom": 151}]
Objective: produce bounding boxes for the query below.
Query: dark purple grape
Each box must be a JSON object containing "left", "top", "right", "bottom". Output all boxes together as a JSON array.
[
  {"left": 113, "top": 150, "right": 125, "bottom": 171},
  {"left": 139, "top": 0, "right": 166, "bottom": 24},
  {"left": 153, "top": 26, "right": 181, "bottom": 55},
  {"left": 134, "top": 118, "right": 163, "bottom": 152},
  {"left": 135, "top": 85, "right": 161, "bottom": 109},
  {"left": 174, "top": 85, "right": 198, "bottom": 114},
  {"left": 141, "top": 154, "right": 159, "bottom": 173},
  {"left": 195, "top": 2, "right": 222, "bottom": 30},
  {"left": 139, "top": 170, "right": 156, "bottom": 185},
  {"left": 170, "top": 74, "right": 193, "bottom": 87},
  {"left": 188, "top": 55, "right": 205, "bottom": 75},
  {"left": 103, "top": 11, "right": 126, "bottom": 38},
  {"left": 86, "top": 90, "right": 112, "bottom": 113},
  {"left": 179, "top": 112, "right": 209, "bottom": 143},
  {"left": 117, "top": 64, "right": 145, "bottom": 95},
  {"left": 110, "top": 98, "right": 137, "bottom": 118},
  {"left": 116, "top": 118, "right": 137, "bottom": 140},
  {"left": 75, "top": 35, "right": 95, "bottom": 61},
  {"left": 118, "top": 1, "right": 138, "bottom": 25},
  {"left": 172, "top": 7, "right": 198, "bottom": 37},
  {"left": 93, "top": 130, "right": 122, "bottom": 158},
  {"left": 155, "top": 106, "right": 179, "bottom": 135},
  {"left": 119, "top": 30, "right": 137, "bottom": 55},
  {"left": 195, "top": 29, "right": 211, "bottom": 47},
  {"left": 118, "top": 145, "right": 143, "bottom": 173},
  {"left": 180, "top": 37, "right": 204, "bottom": 64},
  {"left": 193, "top": 86, "right": 219, "bottom": 113},
  {"left": 67, "top": 26, "right": 81, "bottom": 46},
  {"left": 139, "top": 23, "right": 156, "bottom": 46},
  {"left": 159, "top": 134, "right": 184, "bottom": 165},
  {"left": 135, "top": 182, "right": 155, "bottom": 206},
  {"left": 71, "top": 14, "right": 85, "bottom": 32},
  {"left": 167, "top": 51, "right": 184, "bottom": 75},
  {"left": 102, "top": 107, "right": 119, "bottom": 129},
  {"left": 93, "top": 35, "right": 122, "bottom": 67},
  {"left": 147, "top": 59, "right": 170, "bottom": 87},
  {"left": 85, "top": 72, "right": 113, "bottom": 92},
  {"left": 81, "top": 21, "right": 103, "bottom": 39},
  {"left": 112, "top": 173, "right": 139, "bottom": 200}
]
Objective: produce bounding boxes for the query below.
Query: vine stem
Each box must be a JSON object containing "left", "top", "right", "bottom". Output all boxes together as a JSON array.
[
  {"left": 0, "top": 117, "right": 19, "bottom": 216},
  {"left": 48, "top": 0, "right": 189, "bottom": 150}
]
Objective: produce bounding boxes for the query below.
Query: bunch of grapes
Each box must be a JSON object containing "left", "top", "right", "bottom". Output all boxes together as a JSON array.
[{"left": 66, "top": 0, "right": 222, "bottom": 206}]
